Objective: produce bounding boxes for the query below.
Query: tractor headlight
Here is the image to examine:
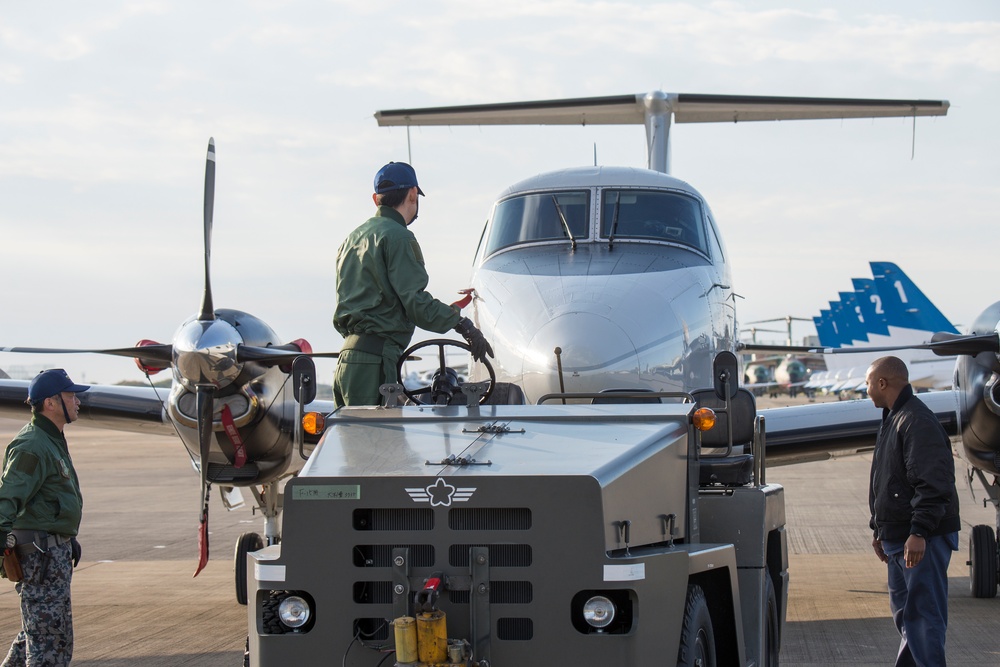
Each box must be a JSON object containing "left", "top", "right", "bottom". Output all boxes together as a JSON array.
[
  {"left": 582, "top": 595, "right": 616, "bottom": 629},
  {"left": 278, "top": 595, "right": 311, "bottom": 629}
]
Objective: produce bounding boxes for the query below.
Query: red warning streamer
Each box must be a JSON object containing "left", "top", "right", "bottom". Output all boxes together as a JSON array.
[{"left": 221, "top": 404, "right": 247, "bottom": 468}]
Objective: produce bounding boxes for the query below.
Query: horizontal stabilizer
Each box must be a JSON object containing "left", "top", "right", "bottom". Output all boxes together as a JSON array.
[
  {"left": 671, "top": 94, "right": 949, "bottom": 124},
  {"left": 377, "top": 94, "right": 643, "bottom": 126},
  {"left": 376, "top": 92, "right": 949, "bottom": 127}
]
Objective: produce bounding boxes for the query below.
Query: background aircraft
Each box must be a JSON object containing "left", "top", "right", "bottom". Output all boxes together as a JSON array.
[
  {"left": 744, "top": 355, "right": 812, "bottom": 398},
  {"left": 805, "top": 262, "right": 958, "bottom": 394},
  {"left": 741, "top": 316, "right": 818, "bottom": 397}
]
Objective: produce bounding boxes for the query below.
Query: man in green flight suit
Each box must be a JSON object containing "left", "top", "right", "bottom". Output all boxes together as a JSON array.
[
  {"left": 1, "top": 368, "right": 89, "bottom": 667},
  {"left": 333, "top": 161, "right": 493, "bottom": 407}
]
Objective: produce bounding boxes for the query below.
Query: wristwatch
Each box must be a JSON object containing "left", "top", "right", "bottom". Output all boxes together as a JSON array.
[{"left": 4, "top": 533, "right": 14, "bottom": 549}]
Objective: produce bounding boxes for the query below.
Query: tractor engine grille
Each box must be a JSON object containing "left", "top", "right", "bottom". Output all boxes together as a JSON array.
[{"left": 351, "top": 506, "right": 535, "bottom": 643}]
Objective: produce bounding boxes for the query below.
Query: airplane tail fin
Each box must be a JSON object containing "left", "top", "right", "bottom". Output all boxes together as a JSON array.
[
  {"left": 869, "top": 262, "right": 958, "bottom": 334},
  {"left": 851, "top": 278, "right": 890, "bottom": 337},
  {"left": 814, "top": 311, "right": 841, "bottom": 348}
]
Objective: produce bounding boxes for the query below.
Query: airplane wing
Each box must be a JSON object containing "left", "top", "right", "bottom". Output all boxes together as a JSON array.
[
  {"left": 0, "top": 378, "right": 337, "bottom": 438},
  {"left": 375, "top": 92, "right": 949, "bottom": 126},
  {"left": 0, "top": 378, "right": 173, "bottom": 436},
  {"left": 760, "top": 389, "right": 960, "bottom": 466}
]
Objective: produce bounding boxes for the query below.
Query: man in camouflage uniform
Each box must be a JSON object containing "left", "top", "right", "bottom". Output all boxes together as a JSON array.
[
  {"left": 1, "top": 369, "right": 88, "bottom": 667},
  {"left": 333, "top": 161, "right": 493, "bottom": 407}
]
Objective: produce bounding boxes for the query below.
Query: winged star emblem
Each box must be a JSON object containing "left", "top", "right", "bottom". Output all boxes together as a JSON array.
[{"left": 406, "top": 478, "right": 476, "bottom": 507}]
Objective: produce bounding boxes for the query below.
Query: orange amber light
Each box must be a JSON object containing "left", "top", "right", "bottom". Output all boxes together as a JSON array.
[
  {"left": 302, "top": 412, "right": 326, "bottom": 435},
  {"left": 692, "top": 407, "right": 716, "bottom": 432}
]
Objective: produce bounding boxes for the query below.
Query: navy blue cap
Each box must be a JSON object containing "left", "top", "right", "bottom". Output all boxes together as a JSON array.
[
  {"left": 374, "top": 161, "right": 425, "bottom": 196},
  {"left": 28, "top": 369, "right": 90, "bottom": 404}
]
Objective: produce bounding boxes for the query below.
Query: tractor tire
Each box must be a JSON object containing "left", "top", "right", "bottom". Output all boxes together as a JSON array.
[{"left": 677, "top": 584, "right": 716, "bottom": 667}]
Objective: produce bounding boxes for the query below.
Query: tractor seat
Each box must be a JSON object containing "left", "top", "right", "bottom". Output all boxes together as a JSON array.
[{"left": 691, "top": 387, "right": 756, "bottom": 487}]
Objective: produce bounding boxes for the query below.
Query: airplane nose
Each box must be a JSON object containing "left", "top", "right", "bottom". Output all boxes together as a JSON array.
[{"left": 522, "top": 312, "right": 639, "bottom": 399}]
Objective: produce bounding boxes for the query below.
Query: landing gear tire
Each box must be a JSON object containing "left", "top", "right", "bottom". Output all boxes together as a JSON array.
[
  {"left": 764, "top": 575, "right": 780, "bottom": 666},
  {"left": 235, "top": 531, "right": 264, "bottom": 605},
  {"left": 677, "top": 584, "right": 716, "bottom": 667},
  {"left": 969, "top": 524, "right": 998, "bottom": 599}
]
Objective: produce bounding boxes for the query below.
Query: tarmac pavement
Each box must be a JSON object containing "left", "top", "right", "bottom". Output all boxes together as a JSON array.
[{"left": 1, "top": 407, "right": 998, "bottom": 666}]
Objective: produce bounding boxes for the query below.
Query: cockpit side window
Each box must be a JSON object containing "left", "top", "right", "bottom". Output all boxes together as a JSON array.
[
  {"left": 483, "top": 190, "right": 590, "bottom": 256},
  {"left": 600, "top": 190, "right": 708, "bottom": 254}
]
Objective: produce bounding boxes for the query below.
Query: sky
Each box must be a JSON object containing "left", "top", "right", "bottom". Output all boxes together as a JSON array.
[{"left": 1, "top": 0, "right": 997, "bottom": 384}]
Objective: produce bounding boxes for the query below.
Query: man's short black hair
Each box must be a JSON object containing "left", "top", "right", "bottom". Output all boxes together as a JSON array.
[{"left": 376, "top": 187, "right": 411, "bottom": 209}]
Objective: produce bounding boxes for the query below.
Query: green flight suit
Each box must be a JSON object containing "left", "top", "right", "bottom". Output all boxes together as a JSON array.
[
  {"left": 0, "top": 414, "right": 83, "bottom": 539},
  {"left": 1, "top": 415, "right": 81, "bottom": 665},
  {"left": 333, "top": 206, "right": 461, "bottom": 407}
]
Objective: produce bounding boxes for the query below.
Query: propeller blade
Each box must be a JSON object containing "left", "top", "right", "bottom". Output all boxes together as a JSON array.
[
  {"left": 232, "top": 345, "right": 423, "bottom": 367},
  {"left": 0, "top": 344, "right": 174, "bottom": 362},
  {"left": 198, "top": 138, "right": 216, "bottom": 322},
  {"left": 235, "top": 345, "right": 339, "bottom": 364},
  {"left": 193, "top": 385, "right": 214, "bottom": 577},
  {"left": 927, "top": 332, "right": 999, "bottom": 356}
]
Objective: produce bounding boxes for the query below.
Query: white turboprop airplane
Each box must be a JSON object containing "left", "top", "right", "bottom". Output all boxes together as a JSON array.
[
  {"left": 375, "top": 91, "right": 1000, "bottom": 598},
  {"left": 374, "top": 92, "right": 952, "bottom": 403},
  {"left": 3, "top": 91, "right": 1000, "bottom": 603}
]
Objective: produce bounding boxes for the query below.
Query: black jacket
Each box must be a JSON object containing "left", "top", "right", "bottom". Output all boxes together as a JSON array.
[{"left": 869, "top": 384, "right": 961, "bottom": 542}]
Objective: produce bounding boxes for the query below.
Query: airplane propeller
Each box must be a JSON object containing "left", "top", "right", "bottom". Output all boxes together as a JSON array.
[
  {"left": 192, "top": 138, "right": 218, "bottom": 577},
  {"left": 2, "top": 139, "right": 340, "bottom": 577}
]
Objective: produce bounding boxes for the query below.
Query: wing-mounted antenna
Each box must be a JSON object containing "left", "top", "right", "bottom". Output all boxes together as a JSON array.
[
  {"left": 199, "top": 138, "right": 216, "bottom": 322},
  {"left": 375, "top": 92, "right": 950, "bottom": 174}
]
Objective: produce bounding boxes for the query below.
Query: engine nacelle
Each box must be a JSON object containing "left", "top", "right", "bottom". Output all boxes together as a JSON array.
[{"left": 956, "top": 301, "right": 1000, "bottom": 474}]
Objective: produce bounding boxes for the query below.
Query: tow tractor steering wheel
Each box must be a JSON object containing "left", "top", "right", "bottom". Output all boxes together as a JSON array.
[{"left": 397, "top": 339, "right": 496, "bottom": 405}]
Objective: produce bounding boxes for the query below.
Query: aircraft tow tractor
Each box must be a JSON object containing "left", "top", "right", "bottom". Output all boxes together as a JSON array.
[{"left": 246, "top": 348, "right": 786, "bottom": 667}]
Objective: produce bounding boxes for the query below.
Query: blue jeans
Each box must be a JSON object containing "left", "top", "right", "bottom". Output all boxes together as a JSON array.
[{"left": 884, "top": 533, "right": 957, "bottom": 667}]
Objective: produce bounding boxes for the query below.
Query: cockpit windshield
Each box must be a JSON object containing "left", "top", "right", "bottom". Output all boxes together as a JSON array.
[
  {"left": 601, "top": 190, "right": 707, "bottom": 254},
  {"left": 484, "top": 190, "right": 589, "bottom": 256}
]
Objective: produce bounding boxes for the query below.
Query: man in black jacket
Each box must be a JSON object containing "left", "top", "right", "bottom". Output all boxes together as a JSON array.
[{"left": 866, "top": 355, "right": 960, "bottom": 667}]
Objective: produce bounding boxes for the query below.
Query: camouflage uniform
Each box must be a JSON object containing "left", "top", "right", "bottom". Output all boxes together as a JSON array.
[
  {"left": 2, "top": 542, "right": 74, "bottom": 666},
  {"left": 1, "top": 414, "right": 82, "bottom": 667},
  {"left": 333, "top": 205, "right": 461, "bottom": 406}
]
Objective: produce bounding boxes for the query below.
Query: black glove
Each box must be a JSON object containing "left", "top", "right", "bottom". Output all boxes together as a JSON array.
[
  {"left": 454, "top": 317, "right": 494, "bottom": 363},
  {"left": 70, "top": 538, "right": 81, "bottom": 567}
]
